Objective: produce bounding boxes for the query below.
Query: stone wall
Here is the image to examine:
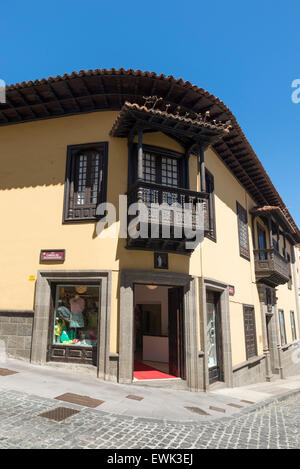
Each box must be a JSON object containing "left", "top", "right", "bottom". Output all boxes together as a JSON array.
[
  {"left": 281, "top": 341, "right": 300, "bottom": 377},
  {"left": 0, "top": 311, "right": 34, "bottom": 360},
  {"left": 232, "top": 356, "right": 266, "bottom": 387}
]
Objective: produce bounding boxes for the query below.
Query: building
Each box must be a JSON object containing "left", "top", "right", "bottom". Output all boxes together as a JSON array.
[{"left": 0, "top": 68, "right": 300, "bottom": 392}]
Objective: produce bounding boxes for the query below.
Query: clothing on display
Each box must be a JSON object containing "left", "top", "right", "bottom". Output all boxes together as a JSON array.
[{"left": 53, "top": 285, "right": 99, "bottom": 347}]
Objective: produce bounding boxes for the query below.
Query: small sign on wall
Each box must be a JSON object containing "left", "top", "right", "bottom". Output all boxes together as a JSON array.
[
  {"left": 40, "top": 250, "right": 65, "bottom": 262},
  {"left": 228, "top": 285, "right": 235, "bottom": 296}
]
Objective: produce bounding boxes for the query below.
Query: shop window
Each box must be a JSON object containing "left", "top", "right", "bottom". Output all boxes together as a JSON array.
[
  {"left": 237, "top": 202, "right": 250, "bottom": 260},
  {"left": 291, "top": 311, "right": 297, "bottom": 341},
  {"left": 243, "top": 305, "right": 258, "bottom": 360},
  {"left": 63, "top": 142, "right": 108, "bottom": 222},
  {"left": 278, "top": 309, "right": 287, "bottom": 346},
  {"left": 53, "top": 285, "right": 99, "bottom": 347}
]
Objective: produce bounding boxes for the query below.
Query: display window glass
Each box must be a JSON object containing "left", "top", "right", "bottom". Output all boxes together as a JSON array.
[{"left": 53, "top": 285, "right": 99, "bottom": 347}]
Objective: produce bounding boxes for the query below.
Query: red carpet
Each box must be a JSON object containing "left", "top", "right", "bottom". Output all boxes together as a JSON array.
[{"left": 134, "top": 361, "right": 177, "bottom": 380}]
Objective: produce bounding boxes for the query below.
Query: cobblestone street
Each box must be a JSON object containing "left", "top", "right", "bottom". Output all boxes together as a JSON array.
[{"left": 0, "top": 389, "right": 300, "bottom": 449}]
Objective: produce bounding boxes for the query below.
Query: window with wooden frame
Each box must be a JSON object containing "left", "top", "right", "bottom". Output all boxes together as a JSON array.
[
  {"left": 278, "top": 309, "right": 287, "bottom": 346},
  {"left": 139, "top": 145, "right": 185, "bottom": 188},
  {"left": 286, "top": 252, "right": 293, "bottom": 290},
  {"left": 243, "top": 305, "right": 258, "bottom": 360},
  {"left": 290, "top": 311, "right": 297, "bottom": 342},
  {"left": 237, "top": 202, "right": 250, "bottom": 260},
  {"left": 63, "top": 142, "right": 108, "bottom": 223},
  {"left": 205, "top": 169, "right": 216, "bottom": 242}
]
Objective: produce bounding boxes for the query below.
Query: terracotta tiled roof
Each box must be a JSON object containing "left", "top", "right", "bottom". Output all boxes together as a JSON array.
[
  {"left": 1, "top": 68, "right": 299, "bottom": 242},
  {"left": 110, "top": 101, "right": 231, "bottom": 146},
  {"left": 250, "top": 206, "right": 297, "bottom": 236}
]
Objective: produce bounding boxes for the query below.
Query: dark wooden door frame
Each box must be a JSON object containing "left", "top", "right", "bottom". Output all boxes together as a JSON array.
[
  {"left": 202, "top": 278, "right": 233, "bottom": 390},
  {"left": 168, "top": 286, "right": 185, "bottom": 379},
  {"left": 206, "top": 291, "right": 224, "bottom": 384}
]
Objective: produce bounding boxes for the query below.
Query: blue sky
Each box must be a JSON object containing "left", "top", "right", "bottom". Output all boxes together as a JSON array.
[{"left": 1, "top": 1, "right": 300, "bottom": 225}]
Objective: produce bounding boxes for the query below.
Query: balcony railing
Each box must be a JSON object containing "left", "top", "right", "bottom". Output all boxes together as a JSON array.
[
  {"left": 253, "top": 248, "right": 290, "bottom": 286},
  {"left": 126, "top": 181, "right": 210, "bottom": 252}
]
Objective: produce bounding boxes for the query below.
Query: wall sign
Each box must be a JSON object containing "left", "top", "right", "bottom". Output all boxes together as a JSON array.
[
  {"left": 154, "top": 252, "right": 168, "bottom": 269},
  {"left": 40, "top": 250, "right": 65, "bottom": 262},
  {"left": 28, "top": 275, "right": 36, "bottom": 282},
  {"left": 228, "top": 285, "right": 235, "bottom": 296}
]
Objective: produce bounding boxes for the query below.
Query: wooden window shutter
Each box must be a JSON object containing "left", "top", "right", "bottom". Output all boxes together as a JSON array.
[
  {"left": 63, "top": 142, "right": 108, "bottom": 223},
  {"left": 237, "top": 201, "right": 250, "bottom": 259},
  {"left": 243, "top": 305, "right": 258, "bottom": 360}
]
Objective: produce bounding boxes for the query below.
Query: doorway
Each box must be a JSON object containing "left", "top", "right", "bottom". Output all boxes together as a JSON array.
[
  {"left": 206, "top": 290, "right": 224, "bottom": 384},
  {"left": 133, "top": 284, "right": 185, "bottom": 380}
]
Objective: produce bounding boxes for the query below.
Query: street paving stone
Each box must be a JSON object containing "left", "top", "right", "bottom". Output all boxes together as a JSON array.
[{"left": 0, "top": 389, "right": 300, "bottom": 448}]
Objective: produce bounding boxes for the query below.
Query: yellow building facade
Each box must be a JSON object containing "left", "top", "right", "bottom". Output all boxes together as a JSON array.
[{"left": 0, "top": 69, "right": 299, "bottom": 391}]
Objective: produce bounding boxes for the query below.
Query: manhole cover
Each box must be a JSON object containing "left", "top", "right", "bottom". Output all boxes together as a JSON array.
[
  {"left": 241, "top": 399, "right": 255, "bottom": 405},
  {"left": 227, "top": 403, "right": 244, "bottom": 409},
  {"left": 185, "top": 406, "right": 210, "bottom": 416},
  {"left": 126, "top": 395, "right": 144, "bottom": 401},
  {"left": 55, "top": 393, "right": 104, "bottom": 408},
  {"left": 0, "top": 368, "right": 18, "bottom": 376},
  {"left": 38, "top": 407, "right": 80, "bottom": 422},
  {"left": 209, "top": 406, "right": 226, "bottom": 413}
]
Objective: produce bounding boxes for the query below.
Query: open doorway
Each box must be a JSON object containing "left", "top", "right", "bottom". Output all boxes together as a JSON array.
[{"left": 133, "top": 284, "right": 185, "bottom": 381}]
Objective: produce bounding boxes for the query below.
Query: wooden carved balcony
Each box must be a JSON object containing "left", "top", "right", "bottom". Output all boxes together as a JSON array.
[
  {"left": 126, "top": 181, "right": 210, "bottom": 254},
  {"left": 253, "top": 248, "right": 290, "bottom": 287}
]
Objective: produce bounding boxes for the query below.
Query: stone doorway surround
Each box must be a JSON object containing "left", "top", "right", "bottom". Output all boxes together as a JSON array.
[
  {"left": 119, "top": 270, "right": 201, "bottom": 392},
  {"left": 199, "top": 278, "right": 233, "bottom": 390},
  {"left": 31, "top": 270, "right": 112, "bottom": 380}
]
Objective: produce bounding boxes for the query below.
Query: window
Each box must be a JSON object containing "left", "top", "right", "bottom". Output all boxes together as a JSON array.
[
  {"left": 243, "top": 305, "right": 258, "bottom": 360},
  {"left": 63, "top": 142, "right": 108, "bottom": 222},
  {"left": 53, "top": 285, "right": 99, "bottom": 347},
  {"left": 205, "top": 169, "right": 216, "bottom": 241},
  {"left": 278, "top": 310, "right": 287, "bottom": 346},
  {"left": 257, "top": 224, "right": 267, "bottom": 260},
  {"left": 291, "top": 311, "right": 297, "bottom": 341},
  {"left": 287, "top": 252, "right": 293, "bottom": 290},
  {"left": 141, "top": 146, "right": 182, "bottom": 188},
  {"left": 237, "top": 202, "right": 250, "bottom": 260}
]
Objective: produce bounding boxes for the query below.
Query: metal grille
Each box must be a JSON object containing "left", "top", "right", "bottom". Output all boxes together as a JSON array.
[
  {"left": 54, "top": 393, "right": 104, "bottom": 408},
  {"left": 185, "top": 406, "right": 209, "bottom": 416},
  {"left": 126, "top": 395, "right": 144, "bottom": 401},
  {"left": 38, "top": 407, "right": 80, "bottom": 422},
  {"left": 0, "top": 368, "right": 18, "bottom": 376}
]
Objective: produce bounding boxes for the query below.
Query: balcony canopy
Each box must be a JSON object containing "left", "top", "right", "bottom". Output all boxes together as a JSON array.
[
  {"left": 110, "top": 101, "right": 231, "bottom": 149},
  {"left": 250, "top": 206, "right": 300, "bottom": 243}
]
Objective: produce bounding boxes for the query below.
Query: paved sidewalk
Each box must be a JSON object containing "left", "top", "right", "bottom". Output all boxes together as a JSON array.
[{"left": 1, "top": 358, "right": 300, "bottom": 422}]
